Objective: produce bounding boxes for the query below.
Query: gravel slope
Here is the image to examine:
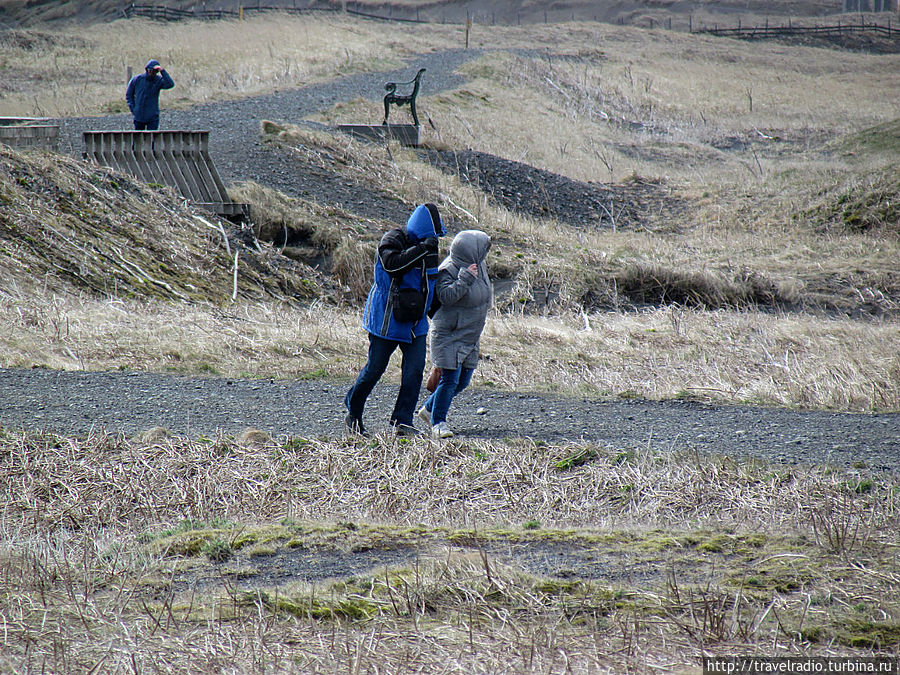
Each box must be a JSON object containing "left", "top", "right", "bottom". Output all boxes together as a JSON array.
[{"left": 2, "top": 368, "right": 898, "bottom": 472}]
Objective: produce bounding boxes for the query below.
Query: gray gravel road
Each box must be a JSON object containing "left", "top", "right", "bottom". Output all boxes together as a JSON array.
[{"left": 2, "top": 368, "right": 897, "bottom": 472}]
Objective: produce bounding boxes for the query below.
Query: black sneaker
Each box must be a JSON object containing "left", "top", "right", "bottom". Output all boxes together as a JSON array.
[{"left": 345, "top": 414, "right": 366, "bottom": 435}]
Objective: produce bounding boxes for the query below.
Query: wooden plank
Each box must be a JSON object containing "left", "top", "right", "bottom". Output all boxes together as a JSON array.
[
  {"left": 159, "top": 131, "right": 194, "bottom": 200},
  {"left": 175, "top": 132, "right": 209, "bottom": 201}
]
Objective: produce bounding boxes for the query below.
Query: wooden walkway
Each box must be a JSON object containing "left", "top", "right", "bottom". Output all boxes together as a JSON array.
[{"left": 82, "top": 130, "right": 249, "bottom": 220}]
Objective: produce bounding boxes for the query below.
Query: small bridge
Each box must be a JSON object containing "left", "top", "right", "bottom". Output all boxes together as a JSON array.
[{"left": 82, "top": 130, "right": 249, "bottom": 220}]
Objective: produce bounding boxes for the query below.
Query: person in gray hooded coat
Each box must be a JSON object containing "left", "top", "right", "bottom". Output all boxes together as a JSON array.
[{"left": 417, "top": 230, "right": 492, "bottom": 438}]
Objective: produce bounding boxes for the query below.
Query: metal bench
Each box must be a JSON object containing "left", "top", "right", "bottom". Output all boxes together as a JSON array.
[{"left": 382, "top": 68, "right": 426, "bottom": 127}]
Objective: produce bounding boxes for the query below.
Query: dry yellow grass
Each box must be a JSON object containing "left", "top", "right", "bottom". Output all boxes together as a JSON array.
[
  {"left": 0, "top": 283, "right": 361, "bottom": 377},
  {"left": 2, "top": 13, "right": 900, "bottom": 672},
  {"left": 0, "top": 427, "right": 897, "bottom": 672},
  {"left": 3, "top": 283, "right": 898, "bottom": 410},
  {"left": 0, "top": 14, "right": 460, "bottom": 117}
]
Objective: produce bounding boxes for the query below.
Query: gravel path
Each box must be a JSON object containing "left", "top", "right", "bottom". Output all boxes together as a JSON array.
[
  {"left": 56, "top": 49, "right": 479, "bottom": 224},
  {"left": 56, "top": 48, "right": 686, "bottom": 233},
  {"left": 2, "top": 368, "right": 898, "bottom": 472}
]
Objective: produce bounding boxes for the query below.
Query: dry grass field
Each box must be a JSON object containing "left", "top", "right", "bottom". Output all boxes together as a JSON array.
[
  {"left": 1, "top": 9, "right": 899, "bottom": 673},
  {"left": 0, "top": 0, "right": 845, "bottom": 28}
]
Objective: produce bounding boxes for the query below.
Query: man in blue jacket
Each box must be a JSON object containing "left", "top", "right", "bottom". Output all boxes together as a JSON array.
[
  {"left": 345, "top": 203, "right": 445, "bottom": 436},
  {"left": 125, "top": 59, "right": 175, "bottom": 130}
]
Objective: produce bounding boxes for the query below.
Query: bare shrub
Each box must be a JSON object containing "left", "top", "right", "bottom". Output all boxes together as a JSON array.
[
  {"left": 662, "top": 569, "right": 777, "bottom": 646},
  {"left": 807, "top": 488, "right": 877, "bottom": 556}
]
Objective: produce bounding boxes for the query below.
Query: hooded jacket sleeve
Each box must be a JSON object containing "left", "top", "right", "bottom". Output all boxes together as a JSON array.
[
  {"left": 378, "top": 229, "right": 434, "bottom": 276},
  {"left": 158, "top": 70, "right": 175, "bottom": 90},
  {"left": 435, "top": 265, "right": 476, "bottom": 306}
]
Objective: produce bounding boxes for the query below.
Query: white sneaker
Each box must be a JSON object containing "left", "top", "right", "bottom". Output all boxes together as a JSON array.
[
  {"left": 417, "top": 406, "right": 431, "bottom": 425},
  {"left": 432, "top": 422, "right": 453, "bottom": 439}
]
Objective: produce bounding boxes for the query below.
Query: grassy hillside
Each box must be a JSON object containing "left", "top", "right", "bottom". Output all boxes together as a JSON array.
[
  {"left": 0, "top": 0, "right": 844, "bottom": 28},
  {"left": 0, "top": 145, "right": 336, "bottom": 303},
  {"left": 1, "top": 13, "right": 899, "bottom": 672}
]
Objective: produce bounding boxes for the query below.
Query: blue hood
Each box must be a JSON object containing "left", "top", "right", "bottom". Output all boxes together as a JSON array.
[
  {"left": 145, "top": 59, "right": 161, "bottom": 71},
  {"left": 405, "top": 203, "right": 445, "bottom": 241}
]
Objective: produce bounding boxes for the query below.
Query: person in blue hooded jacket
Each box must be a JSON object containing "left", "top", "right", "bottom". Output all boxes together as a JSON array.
[
  {"left": 344, "top": 203, "right": 445, "bottom": 436},
  {"left": 126, "top": 59, "right": 174, "bottom": 130}
]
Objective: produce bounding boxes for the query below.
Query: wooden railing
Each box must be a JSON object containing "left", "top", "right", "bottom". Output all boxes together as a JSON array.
[
  {"left": 124, "top": 2, "right": 426, "bottom": 23},
  {"left": 693, "top": 19, "right": 898, "bottom": 40}
]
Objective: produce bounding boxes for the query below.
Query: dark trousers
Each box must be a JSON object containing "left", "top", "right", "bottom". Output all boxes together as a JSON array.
[
  {"left": 133, "top": 117, "right": 160, "bottom": 131},
  {"left": 344, "top": 332, "right": 427, "bottom": 427}
]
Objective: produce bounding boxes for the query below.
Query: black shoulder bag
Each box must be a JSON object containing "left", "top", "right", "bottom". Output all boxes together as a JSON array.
[{"left": 390, "top": 263, "right": 427, "bottom": 323}]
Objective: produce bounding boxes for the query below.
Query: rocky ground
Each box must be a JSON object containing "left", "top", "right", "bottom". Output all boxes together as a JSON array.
[{"left": 419, "top": 148, "right": 690, "bottom": 232}]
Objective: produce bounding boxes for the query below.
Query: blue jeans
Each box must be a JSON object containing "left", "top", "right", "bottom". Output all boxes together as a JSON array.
[
  {"left": 423, "top": 366, "right": 474, "bottom": 425},
  {"left": 345, "top": 332, "right": 427, "bottom": 426}
]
